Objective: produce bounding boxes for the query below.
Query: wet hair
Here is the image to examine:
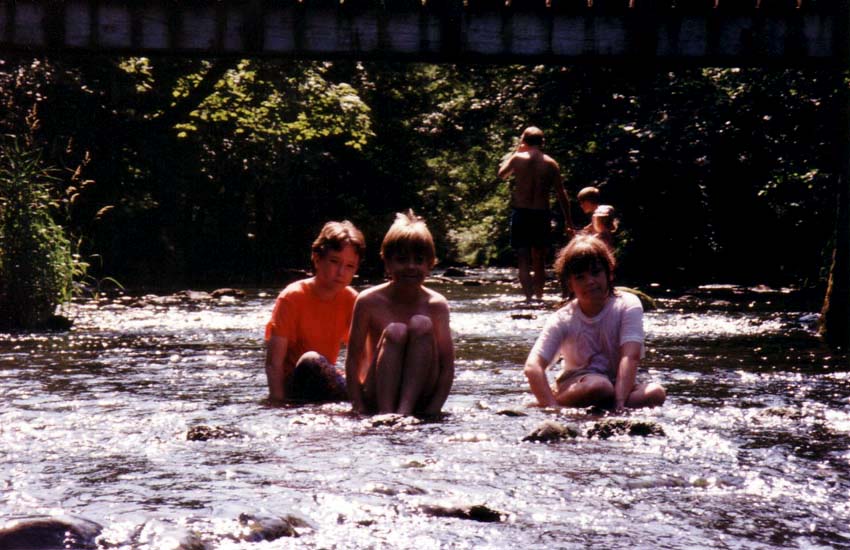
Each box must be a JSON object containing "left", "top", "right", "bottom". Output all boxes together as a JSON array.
[
  {"left": 311, "top": 220, "right": 365, "bottom": 259},
  {"left": 380, "top": 209, "right": 437, "bottom": 268},
  {"left": 554, "top": 235, "right": 616, "bottom": 299},
  {"left": 520, "top": 126, "right": 544, "bottom": 148},
  {"left": 577, "top": 186, "right": 601, "bottom": 203}
]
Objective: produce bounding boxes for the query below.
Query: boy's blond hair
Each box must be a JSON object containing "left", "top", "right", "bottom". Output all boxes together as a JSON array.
[{"left": 380, "top": 210, "right": 436, "bottom": 268}]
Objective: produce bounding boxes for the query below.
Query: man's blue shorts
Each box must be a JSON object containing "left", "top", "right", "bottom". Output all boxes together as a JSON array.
[{"left": 510, "top": 208, "right": 551, "bottom": 249}]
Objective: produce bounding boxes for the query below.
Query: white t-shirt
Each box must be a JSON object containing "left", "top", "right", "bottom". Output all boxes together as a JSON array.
[{"left": 529, "top": 291, "right": 645, "bottom": 385}]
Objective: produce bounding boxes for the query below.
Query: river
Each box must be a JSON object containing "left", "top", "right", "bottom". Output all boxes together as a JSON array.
[{"left": 1, "top": 271, "right": 848, "bottom": 549}]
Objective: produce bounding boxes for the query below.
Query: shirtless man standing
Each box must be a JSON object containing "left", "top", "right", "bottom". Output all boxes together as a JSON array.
[{"left": 498, "top": 126, "right": 572, "bottom": 303}]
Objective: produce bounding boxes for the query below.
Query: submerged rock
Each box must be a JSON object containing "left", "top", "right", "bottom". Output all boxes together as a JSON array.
[
  {"left": 510, "top": 313, "right": 537, "bottom": 320},
  {"left": 0, "top": 515, "right": 102, "bottom": 550},
  {"left": 442, "top": 267, "right": 467, "bottom": 277},
  {"left": 210, "top": 288, "right": 246, "bottom": 299},
  {"left": 496, "top": 409, "right": 528, "bottom": 417},
  {"left": 186, "top": 424, "right": 243, "bottom": 441},
  {"left": 178, "top": 290, "right": 213, "bottom": 302},
  {"left": 523, "top": 420, "right": 579, "bottom": 442},
  {"left": 36, "top": 315, "right": 73, "bottom": 332},
  {"left": 232, "top": 513, "right": 307, "bottom": 542},
  {"left": 419, "top": 504, "right": 503, "bottom": 523},
  {"left": 368, "top": 414, "right": 422, "bottom": 427},
  {"left": 586, "top": 419, "right": 666, "bottom": 439}
]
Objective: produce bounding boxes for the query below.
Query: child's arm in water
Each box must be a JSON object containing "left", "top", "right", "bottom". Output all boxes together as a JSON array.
[
  {"left": 422, "top": 299, "right": 455, "bottom": 415},
  {"left": 345, "top": 297, "right": 371, "bottom": 413},
  {"left": 524, "top": 354, "right": 559, "bottom": 408},
  {"left": 265, "top": 335, "right": 289, "bottom": 402},
  {"left": 613, "top": 342, "right": 641, "bottom": 411}
]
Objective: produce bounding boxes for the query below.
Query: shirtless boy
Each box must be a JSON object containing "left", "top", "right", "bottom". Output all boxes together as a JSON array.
[
  {"left": 264, "top": 221, "right": 364, "bottom": 403},
  {"left": 345, "top": 210, "right": 455, "bottom": 416},
  {"left": 498, "top": 126, "right": 572, "bottom": 302}
]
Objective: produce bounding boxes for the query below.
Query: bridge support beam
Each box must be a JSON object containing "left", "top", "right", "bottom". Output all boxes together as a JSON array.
[{"left": 0, "top": 0, "right": 843, "bottom": 65}]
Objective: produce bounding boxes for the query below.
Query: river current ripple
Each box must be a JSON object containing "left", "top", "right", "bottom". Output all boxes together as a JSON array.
[{"left": 1, "top": 276, "right": 848, "bottom": 549}]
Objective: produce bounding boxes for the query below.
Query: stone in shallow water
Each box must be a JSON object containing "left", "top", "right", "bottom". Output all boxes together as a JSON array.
[
  {"left": 586, "top": 419, "right": 666, "bottom": 439},
  {"left": 186, "top": 424, "right": 243, "bottom": 441},
  {"left": 522, "top": 420, "right": 579, "bottom": 442},
  {"left": 496, "top": 409, "right": 528, "bottom": 417},
  {"left": 0, "top": 515, "right": 102, "bottom": 550},
  {"left": 233, "top": 513, "right": 307, "bottom": 542},
  {"left": 419, "top": 504, "right": 503, "bottom": 523}
]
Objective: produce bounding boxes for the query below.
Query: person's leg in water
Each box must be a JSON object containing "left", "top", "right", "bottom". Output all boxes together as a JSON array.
[
  {"left": 516, "top": 247, "right": 534, "bottom": 303},
  {"left": 530, "top": 246, "right": 547, "bottom": 302}
]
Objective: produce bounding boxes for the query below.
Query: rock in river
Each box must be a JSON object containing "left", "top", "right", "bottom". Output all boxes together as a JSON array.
[{"left": 0, "top": 515, "right": 102, "bottom": 550}]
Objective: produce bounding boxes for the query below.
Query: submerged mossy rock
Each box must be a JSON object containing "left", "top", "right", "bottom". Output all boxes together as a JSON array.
[
  {"left": 586, "top": 419, "right": 666, "bottom": 439},
  {"left": 523, "top": 420, "right": 580, "bottom": 442},
  {"left": 615, "top": 286, "right": 657, "bottom": 311},
  {"left": 0, "top": 515, "right": 102, "bottom": 550}
]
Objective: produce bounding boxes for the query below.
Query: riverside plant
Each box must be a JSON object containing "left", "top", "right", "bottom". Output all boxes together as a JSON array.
[{"left": 0, "top": 138, "right": 76, "bottom": 330}]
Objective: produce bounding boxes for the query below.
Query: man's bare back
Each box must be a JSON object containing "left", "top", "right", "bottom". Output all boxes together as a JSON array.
[{"left": 500, "top": 147, "right": 562, "bottom": 211}]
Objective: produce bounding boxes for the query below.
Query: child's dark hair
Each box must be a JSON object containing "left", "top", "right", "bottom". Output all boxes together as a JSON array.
[
  {"left": 380, "top": 209, "right": 436, "bottom": 268},
  {"left": 311, "top": 221, "right": 365, "bottom": 259},
  {"left": 554, "top": 235, "right": 616, "bottom": 299}
]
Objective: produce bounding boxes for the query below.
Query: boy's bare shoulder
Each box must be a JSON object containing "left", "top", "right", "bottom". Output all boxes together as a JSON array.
[
  {"left": 423, "top": 286, "right": 450, "bottom": 308},
  {"left": 356, "top": 283, "right": 392, "bottom": 304}
]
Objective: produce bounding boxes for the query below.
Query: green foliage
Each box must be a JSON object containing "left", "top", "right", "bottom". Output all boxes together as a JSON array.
[
  {"left": 0, "top": 138, "right": 75, "bottom": 329},
  {"left": 0, "top": 56, "right": 842, "bottom": 289}
]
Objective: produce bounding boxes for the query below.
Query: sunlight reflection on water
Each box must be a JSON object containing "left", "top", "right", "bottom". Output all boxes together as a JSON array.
[{"left": 1, "top": 282, "right": 848, "bottom": 549}]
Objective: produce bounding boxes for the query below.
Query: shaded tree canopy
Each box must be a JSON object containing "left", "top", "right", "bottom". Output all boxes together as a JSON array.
[{"left": 0, "top": 56, "right": 843, "bottom": 290}]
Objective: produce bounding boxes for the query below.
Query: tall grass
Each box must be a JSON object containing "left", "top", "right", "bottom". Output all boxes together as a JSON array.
[{"left": 0, "top": 138, "right": 76, "bottom": 330}]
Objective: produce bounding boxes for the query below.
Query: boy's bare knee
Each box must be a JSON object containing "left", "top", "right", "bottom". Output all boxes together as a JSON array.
[
  {"left": 649, "top": 383, "right": 667, "bottom": 405},
  {"left": 383, "top": 322, "right": 408, "bottom": 344},
  {"left": 407, "top": 315, "right": 433, "bottom": 337},
  {"left": 296, "top": 351, "right": 327, "bottom": 368}
]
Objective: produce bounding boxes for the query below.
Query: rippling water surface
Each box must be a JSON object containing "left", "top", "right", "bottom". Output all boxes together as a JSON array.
[{"left": 1, "top": 274, "right": 848, "bottom": 549}]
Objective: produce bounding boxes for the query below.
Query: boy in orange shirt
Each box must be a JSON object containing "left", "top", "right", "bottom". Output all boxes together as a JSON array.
[
  {"left": 264, "top": 221, "right": 365, "bottom": 403},
  {"left": 345, "top": 210, "right": 455, "bottom": 416}
]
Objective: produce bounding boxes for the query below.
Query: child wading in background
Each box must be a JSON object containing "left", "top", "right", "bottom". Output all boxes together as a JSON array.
[{"left": 346, "top": 210, "right": 455, "bottom": 416}]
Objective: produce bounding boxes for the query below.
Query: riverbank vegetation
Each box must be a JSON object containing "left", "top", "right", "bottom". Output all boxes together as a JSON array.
[
  {"left": 0, "top": 57, "right": 843, "bottom": 293},
  {"left": 0, "top": 137, "right": 77, "bottom": 330}
]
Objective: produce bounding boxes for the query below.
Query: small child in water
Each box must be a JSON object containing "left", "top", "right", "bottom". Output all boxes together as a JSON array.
[
  {"left": 590, "top": 204, "right": 618, "bottom": 249},
  {"left": 345, "top": 210, "right": 455, "bottom": 416},
  {"left": 523, "top": 235, "right": 665, "bottom": 412}
]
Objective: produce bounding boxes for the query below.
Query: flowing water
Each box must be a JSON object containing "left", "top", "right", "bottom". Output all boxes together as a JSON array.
[{"left": 1, "top": 271, "right": 848, "bottom": 549}]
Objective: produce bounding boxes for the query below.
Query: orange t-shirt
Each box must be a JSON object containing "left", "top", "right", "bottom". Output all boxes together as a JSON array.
[{"left": 264, "top": 279, "right": 357, "bottom": 371}]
